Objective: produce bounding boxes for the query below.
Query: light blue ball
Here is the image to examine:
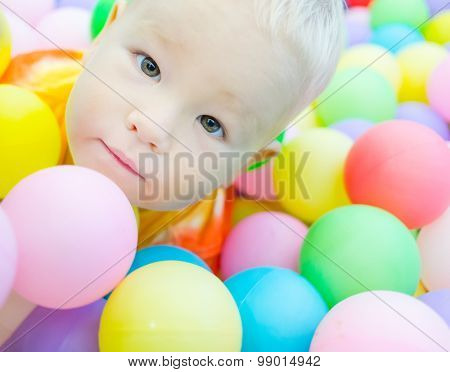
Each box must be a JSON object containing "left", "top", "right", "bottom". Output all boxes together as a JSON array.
[
  {"left": 371, "top": 23, "right": 425, "bottom": 54},
  {"left": 225, "top": 267, "right": 328, "bottom": 352}
]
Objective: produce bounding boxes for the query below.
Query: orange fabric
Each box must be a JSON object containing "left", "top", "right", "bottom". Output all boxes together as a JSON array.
[{"left": 2, "top": 50, "right": 233, "bottom": 272}]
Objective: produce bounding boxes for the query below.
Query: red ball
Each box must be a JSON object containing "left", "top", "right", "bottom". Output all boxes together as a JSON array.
[
  {"left": 345, "top": 120, "right": 450, "bottom": 229},
  {"left": 346, "top": 0, "right": 372, "bottom": 7}
]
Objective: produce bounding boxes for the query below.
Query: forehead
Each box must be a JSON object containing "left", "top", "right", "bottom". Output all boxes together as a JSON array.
[{"left": 122, "top": 0, "right": 296, "bottom": 134}]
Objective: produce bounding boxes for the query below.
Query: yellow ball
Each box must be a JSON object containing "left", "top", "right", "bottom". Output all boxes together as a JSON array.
[
  {"left": 397, "top": 42, "right": 448, "bottom": 103},
  {"left": 424, "top": 11, "right": 450, "bottom": 45},
  {"left": 99, "top": 261, "right": 242, "bottom": 352},
  {"left": 0, "top": 85, "right": 61, "bottom": 198},
  {"left": 273, "top": 128, "right": 352, "bottom": 224},
  {"left": 414, "top": 281, "right": 427, "bottom": 297},
  {"left": 132, "top": 206, "right": 140, "bottom": 230},
  {"left": 0, "top": 9, "right": 11, "bottom": 77},
  {"left": 338, "top": 44, "right": 402, "bottom": 92}
]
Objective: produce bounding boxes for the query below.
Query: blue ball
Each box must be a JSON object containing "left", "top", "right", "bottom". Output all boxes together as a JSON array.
[
  {"left": 371, "top": 24, "right": 425, "bottom": 54},
  {"left": 225, "top": 267, "right": 328, "bottom": 352},
  {"left": 105, "top": 245, "right": 210, "bottom": 299}
]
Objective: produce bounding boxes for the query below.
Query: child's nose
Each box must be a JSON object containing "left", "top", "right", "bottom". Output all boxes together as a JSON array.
[{"left": 126, "top": 110, "right": 172, "bottom": 154}]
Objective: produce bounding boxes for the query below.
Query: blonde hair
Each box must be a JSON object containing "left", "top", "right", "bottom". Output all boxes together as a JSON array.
[{"left": 254, "top": 0, "right": 346, "bottom": 114}]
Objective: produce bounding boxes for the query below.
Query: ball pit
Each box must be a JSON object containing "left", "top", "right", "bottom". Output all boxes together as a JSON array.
[
  {"left": 99, "top": 261, "right": 242, "bottom": 352},
  {"left": 225, "top": 267, "right": 328, "bottom": 352},
  {"left": 0, "top": 84, "right": 61, "bottom": 198},
  {"left": 397, "top": 42, "right": 448, "bottom": 102},
  {"left": 338, "top": 44, "right": 402, "bottom": 91},
  {"left": 396, "top": 102, "right": 450, "bottom": 140},
  {"left": 345, "top": 120, "right": 450, "bottom": 229},
  {"left": 1, "top": 166, "right": 137, "bottom": 309},
  {"left": 0, "top": 208, "right": 16, "bottom": 306},
  {"left": 418, "top": 207, "right": 450, "bottom": 290},
  {"left": 315, "top": 68, "right": 397, "bottom": 126},
  {"left": 370, "top": 0, "right": 430, "bottom": 30},
  {"left": 221, "top": 212, "right": 307, "bottom": 279},
  {"left": 370, "top": 23, "right": 425, "bottom": 54},
  {"left": 1, "top": 299, "right": 105, "bottom": 352},
  {"left": 427, "top": 56, "right": 450, "bottom": 121},
  {"left": 419, "top": 289, "right": 450, "bottom": 326},
  {"left": 300, "top": 205, "right": 420, "bottom": 307},
  {"left": 274, "top": 129, "right": 352, "bottom": 224},
  {"left": 310, "top": 291, "right": 450, "bottom": 352}
]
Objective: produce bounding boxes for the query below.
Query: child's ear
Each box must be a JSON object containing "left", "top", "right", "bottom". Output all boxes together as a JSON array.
[{"left": 82, "top": 0, "right": 128, "bottom": 62}]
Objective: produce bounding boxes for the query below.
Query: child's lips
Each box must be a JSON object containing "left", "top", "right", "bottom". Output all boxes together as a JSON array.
[{"left": 99, "top": 139, "right": 145, "bottom": 180}]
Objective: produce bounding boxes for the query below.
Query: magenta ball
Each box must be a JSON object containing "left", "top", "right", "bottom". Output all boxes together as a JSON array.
[
  {"left": 428, "top": 56, "right": 450, "bottom": 122},
  {"left": 1, "top": 166, "right": 137, "bottom": 309},
  {"left": 396, "top": 102, "right": 450, "bottom": 141},
  {"left": 36, "top": 7, "right": 91, "bottom": 50},
  {"left": 220, "top": 212, "right": 307, "bottom": 280},
  {"left": 345, "top": 7, "right": 372, "bottom": 46},
  {"left": 0, "top": 207, "right": 17, "bottom": 306},
  {"left": 234, "top": 161, "right": 277, "bottom": 201},
  {"left": 0, "top": 0, "right": 55, "bottom": 25},
  {"left": 330, "top": 119, "right": 374, "bottom": 141},
  {"left": 310, "top": 291, "right": 450, "bottom": 352}
]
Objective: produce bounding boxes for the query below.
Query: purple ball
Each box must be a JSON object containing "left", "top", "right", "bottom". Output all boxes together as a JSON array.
[
  {"left": 419, "top": 290, "right": 450, "bottom": 326},
  {"left": 57, "top": 0, "right": 97, "bottom": 9},
  {"left": 330, "top": 119, "right": 374, "bottom": 140},
  {"left": 345, "top": 7, "right": 372, "bottom": 46},
  {"left": 1, "top": 299, "right": 105, "bottom": 352},
  {"left": 396, "top": 102, "right": 450, "bottom": 141},
  {"left": 426, "top": 0, "right": 450, "bottom": 15}
]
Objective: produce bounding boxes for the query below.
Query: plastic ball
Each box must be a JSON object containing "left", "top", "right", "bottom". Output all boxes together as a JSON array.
[
  {"left": 231, "top": 198, "right": 283, "bottom": 227},
  {"left": 418, "top": 207, "right": 450, "bottom": 290},
  {"left": 0, "top": 0, "right": 55, "bottom": 25},
  {"left": 274, "top": 129, "right": 352, "bottom": 224},
  {"left": 428, "top": 56, "right": 450, "bottom": 121},
  {"left": 36, "top": 7, "right": 91, "bottom": 51},
  {"left": 426, "top": 0, "right": 450, "bottom": 15},
  {"left": 300, "top": 205, "right": 420, "bottom": 307},
  {"left": 57, "top": 0, "right": 97, "bottom": 9},
  {"left": 310, "top": 291, "right": 450, "bottom": 351},
  {"left": 419, "top": 289, "right": 450, "bottom": 326},
  {"left": 424, "top": 11, "right": 450, "bottom": 45},
  {"left": 338, "top": 44, "right": 402, "bottom": 91},
  {"left": 0, "top": 84, "right": 61, "bottom": 198},
  {"left": 225, "top": 267, "right": 328, "bottom": 352},
  {"left": 345, "top": 7, "right": 372, "bottom": 46},
  {"left": 345, "top": 120, "right": 450, "bottom": 229},
  {"left": 234, "top": 160, "right": 276, "bottom": 201},
  {"left": 370, "top": 23, "right": 425, "bottom": 54},
  {"left": 221, "top": 212, "right": 307, "bottom": 279},
  {"left": 99, "top": 261, "right": 242, "bottom": 351},
  {"left": 330, "top": 119, "right": 374, "bottom": 140},
  {"left": 1, "top": 165, "right": 137, "bottom": 309},
  {"left": 91, "top": 0, "right": 116, "bottom": 39},
  {"left": 0, "top": 9, "right": 11, "bottom": 78},
  {"left": 315, "top": 68, "right": 397, "bottom": 126},
  {"left": 0, "top": 208, "right": 16, "bottom": 306},
  {"left": 397, "top": 42, "right": 448, "bottom": 102},
  {"left": 371, "top": 0, "right": 430, "bottom": 30},
  {"left": 396, "top": 102, "right": 450, "bottom": 140},
  {"left": 1, "top": 299, "right": 105, "bottom": 351}
]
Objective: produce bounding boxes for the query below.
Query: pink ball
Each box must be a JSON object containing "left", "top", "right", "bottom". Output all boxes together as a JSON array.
[
  {"left": 0, "top": 207, "right": 17, "bottom": 306},
  {"left": 1, "top": 166, "right": 137, "bottom": 309},
  {"left": 234, "top": 161, "right": 277, "bottom": 201},
  {"left": 36, "top": 7, "right": 91, "bottom": 51},
  {"left": 220, "top": 212, "right": 307, "bottom": 279},
  {"left": 345, "top": 120, "right": 450, "bottom": 229},
  {"left": 0, "top": 0, "right": 54, "bottom": 25},
  {"left": 428, "top": 56, "right": 450, "bottom": 122},
  {"left": 310, "top": 291, "right": 450, "bottom": 352}
]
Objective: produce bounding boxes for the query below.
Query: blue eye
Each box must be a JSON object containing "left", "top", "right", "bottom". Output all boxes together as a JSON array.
[
  {"left": 136, "top": 54, "right": 161, "bottom": 81},
  {"left": 199, "top": 115, "right": 225, "bottom": 138}
]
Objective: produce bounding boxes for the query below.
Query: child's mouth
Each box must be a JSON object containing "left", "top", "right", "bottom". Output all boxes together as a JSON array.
[{"left": 99, "top": 139, "right": 146, "bottom": 181}]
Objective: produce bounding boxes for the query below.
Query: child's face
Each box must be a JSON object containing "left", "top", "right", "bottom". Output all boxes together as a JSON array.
[{"left": 67, "top": 0, "right": 296, "bottom": 210}]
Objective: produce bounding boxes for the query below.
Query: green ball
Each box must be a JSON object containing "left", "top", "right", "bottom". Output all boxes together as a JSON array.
[
  {"left": 91, "top": 0, "right": 117, "bottom": 39},
  {"left": 371, "top": 0, "right": 430, "bottom": 30},
  {"left": 299, "top": 205, "right": 420, "bottom": 308},
  {"left": 315, "top": 68, "right": 397, "bottom": 126}
]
